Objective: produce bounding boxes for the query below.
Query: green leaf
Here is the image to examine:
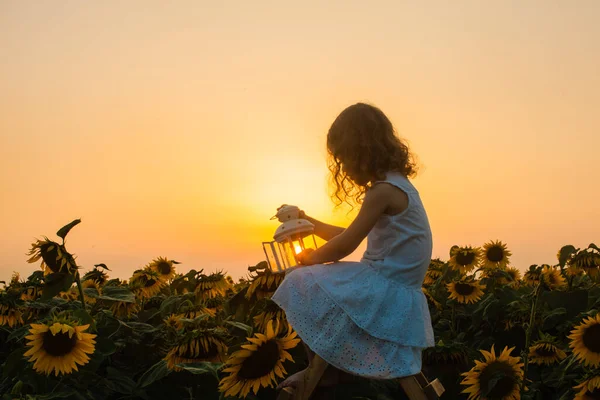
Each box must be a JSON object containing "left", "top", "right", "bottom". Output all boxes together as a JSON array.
[
  {"left": 72, "top": 309, "right": 97, "bottom": 332},
  {"left": 119, "top": 321, "right": 158, "bottom": 334},
  {"left": 41, "top": 272, "right": 75, "bottom": 300},
  {"left": 95, "top": 336, "right": 117, "bottom": 356},
  {"left": 56, "top": 218, "right": 82, "bottom": 240},
  {"left": 542, "top": 290, "right": 588, "bottom": 318},
  {"left": 175, "top": 362, "right": 223, "bottom": 380},
  {"left": 159, "top": 294, "right": 183, "bottom": 316},
  {"left": 34, "top": 390, "right": 78, "bottom": 400},
  {"left": 224, "top": 320, "right": 253, "bottom": 336},
  {"left": 2, "top": 348, "right": 26, "bottom": 377},
  {"left": 105, "top": 367, "right": 137, "bottom": 394},
  {"left": 137, "top": 360, "right": 171, "bottom": 388},
  {"left": 97, "top": 286, "right": 135, "bottom": 303}
]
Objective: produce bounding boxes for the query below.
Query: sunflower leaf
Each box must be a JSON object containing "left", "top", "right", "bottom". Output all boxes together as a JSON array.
[
  {"left": 56, "top": 218, "right": 82, "bottom": 240},
  {"left": 97, "top": 286, "right": 136, "bottom": 303},
  {"left": 175, "top": 362, "right": 223, "bottom": 380},
  {"left": 41, "top": 272, "right": 75, "bottom": 300},
  {"left": 224, "top": 320, "right": 253, "bottom": 336},
  {"left": 136, "top": 360, "right": 171, "bottom": 388}
]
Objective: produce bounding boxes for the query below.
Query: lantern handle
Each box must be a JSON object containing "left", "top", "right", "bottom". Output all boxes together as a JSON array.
[{"left": 271, "top": 205, "right": 301, "bottom": 222}]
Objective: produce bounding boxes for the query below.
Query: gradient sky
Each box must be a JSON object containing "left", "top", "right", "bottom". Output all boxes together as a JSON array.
[{"left": 1, "top": 1, "right": 598, "bottom": 282}]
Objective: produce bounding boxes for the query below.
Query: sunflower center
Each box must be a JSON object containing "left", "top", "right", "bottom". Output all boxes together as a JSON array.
[
  {"left": 534, "top": 345, "right": 557, "bottom": 357},
  {"left": 180, "top": 339, "right": 220, "bottom": 359},
  {"left": 455, "top": 283, "right": 475, "bottom": 296},
  {"left": 43, "top": 330, "right": 77, "bottom": 357},
  {"left": 144, "top": 279, "right": 157, "bottom": 288},
  {"left": 583, "top": 324, "right": 600, "bottom": 353},
  {"left": 586, "top": 388, "right": 600, "bottom": 399},
  {"left": 487, "top": 246, "right": 504, "bottom": 262},
  {"left": 456, "top": 251, "right": 475, "bottom": 266},
  {"left": 157, "top": 262, "right": 171, "bottom": 275},
  {"left": 40, "top": 243, "right": 62, "bottom": 273},
  {"left": 237, "top": 339, "right": 280, "bottom": 380},
  {"left": 478, "top": 360, "right": 518, "bottom": 399}
]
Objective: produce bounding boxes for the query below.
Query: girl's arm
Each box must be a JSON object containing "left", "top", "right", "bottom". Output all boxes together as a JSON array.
[
  {"left": 298, "top": 184, "right": 392, "bottom": 265},
  {"left": 303, "top": 214, "right": 345, "bottom": 241}
]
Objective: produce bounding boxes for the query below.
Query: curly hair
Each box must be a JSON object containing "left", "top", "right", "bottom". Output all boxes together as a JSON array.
[{"left": 327, "top": 102, "right": 419, "bottom": 208}]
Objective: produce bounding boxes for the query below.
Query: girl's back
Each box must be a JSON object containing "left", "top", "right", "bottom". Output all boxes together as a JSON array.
[{"left": 361, "top": 171, "right": 433, "bottom": 287}]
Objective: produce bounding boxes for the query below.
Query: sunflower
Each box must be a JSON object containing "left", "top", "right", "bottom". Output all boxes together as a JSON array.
[
  {"left": 461, "top": 345, "right": 524, "bottom": 400},
  {"left": 245, "top": 271, "right": 285, "bottom": 301},
  {"left": 148, "top": 256, "right": 178, "bottom": 282},
  {"left": 165, "top": 332, "right": 228, "bottom": 371},
  {"left": 540, "top": 265, "right": 566, "bottom": 290},
  {"left": 481, "top": 240, "right": 512, "bottom": 270},
  {"left": 574, "top": 376, "right": 600, "bottom": 400},
  {"left": 179, "top": 305, "right": 216, "bottom": 320},
  {"left": 253, "top": 301, "right": 287, "bottom": 334},
  {"left": 446, "top": 279, "right": 486, "bottom": 304},
  {"left": 81, "top": 280, "right": 101, "bottom": 305},
  {"left": 566, "top": 262, "right": 585, "bottom": 277},
  {"left": 0, "top": 304, "right": 24, "bottom": 328},
  {"left": 10, "top": 272, "right": 21, "bottom": 285},
  {"left": 130, "top": 269, "right": 165, "bottom": 300},
  {"left": 522, "top": 267, "right": 541, "bottom": 287},
  {"left": 423, "top": 339, "right": 469, "bottom": 366},
  {"left": 164, "top": 314, "right": 183, "bottom": 330},
  {"left": 448, "top": 246, "right": 482, "bottom": 274},
  {"left": 571, "top": 249, "right": 600, "bottom": 279},
  {"left": 484, "top": 266, "right": 521, "bottom": 286},
  {"left": 109, "top": 301, "right": 140, "bottom": 319},
  {"left": 503, "top": 320, "right": 516, "bottom": 331},
  {"left": 204, "top": 296, "right": 224, "bottom": 316},
  {"left": 504, "top": 267, "right": 522, "bottom": 284},
  {"left": 528, "top": 337, "right": 567, "bottom": 365},
  {"left": 59, "top": 288, "right": 79, "bottom": 302},
  {"left": 21, "top": 286, "right": 42, "bottom": 301},
  {"left": 424, "top": 259, "right": 445, "bottom": 285},
  {"left": 24, "top": 319, "right": 96, "bottom": 376},
  {"left": 568, "top": 313, "right": 600, "bottom": 367},
  {"left": 27, "top": 237, "right": 78, "bottom": 275},
  {"left": 195, "top": 272, "right": 231, "bottom": 300},
  {"left": 82, "top": 268, "right": 109, "bottom": 285},
  {"left": 219, "top": 320, "right": 300, "bottom": 398},
  {"left": 422, "top": 287, "right": 443, "bottom": 310}
]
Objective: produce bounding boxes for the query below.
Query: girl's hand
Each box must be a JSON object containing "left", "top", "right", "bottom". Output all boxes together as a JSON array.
[{"left": 296, "top": 248, "right": 315, "bottom": 265}]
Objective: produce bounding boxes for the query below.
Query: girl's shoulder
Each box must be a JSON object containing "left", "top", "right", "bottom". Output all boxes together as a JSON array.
[{"left": 372, "top": 171, "right": 417, "bottom": 194}]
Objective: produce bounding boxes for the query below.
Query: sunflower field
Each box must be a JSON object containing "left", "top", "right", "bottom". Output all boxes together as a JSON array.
[{"left": 1, "top": 219, "right": 599, "bottom": 400}]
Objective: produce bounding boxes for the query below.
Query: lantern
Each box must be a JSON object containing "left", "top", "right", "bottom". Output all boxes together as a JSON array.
[{"left": 262, "top": 205, "right": 319, "bottom": 272}]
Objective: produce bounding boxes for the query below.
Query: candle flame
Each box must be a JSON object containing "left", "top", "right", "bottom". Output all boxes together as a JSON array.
[{"left": 294, "top": 244, "right": 303, "bottom": 254}]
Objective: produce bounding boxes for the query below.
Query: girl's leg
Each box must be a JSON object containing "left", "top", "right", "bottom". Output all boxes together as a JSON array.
[
  {"left": 277, "top": 341, "right": 340, "bottom": 390},
  {"left": 303, "top": 341, "right": 315, "bottom": 364}
]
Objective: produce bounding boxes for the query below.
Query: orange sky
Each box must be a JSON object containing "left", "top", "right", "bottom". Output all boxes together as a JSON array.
[{"left": 1, "top": 1, "right": 599, "bottom": 282}]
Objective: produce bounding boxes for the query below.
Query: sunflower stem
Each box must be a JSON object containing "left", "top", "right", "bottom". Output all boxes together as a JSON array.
[
  {"left": 74, "top": 271, "right": 86, "bottom": 308},
  {"left": 521, "top": 281, "right": 542, "bottom": 392},
  {"left": 451, "top": 303, "right": 456, "bottom": 337}
]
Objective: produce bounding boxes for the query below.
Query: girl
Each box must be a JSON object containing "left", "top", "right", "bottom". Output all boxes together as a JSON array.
[{"left": 272, "top": 102, "right": 435, "bottom": 391}]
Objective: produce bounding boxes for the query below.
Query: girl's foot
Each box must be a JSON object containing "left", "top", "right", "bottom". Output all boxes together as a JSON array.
[
  {"left": 276, "top": 367, "right": 340, "bottom": 391},
  {"left": 276, "top": 369, "right": 308, "bottom": 391}
]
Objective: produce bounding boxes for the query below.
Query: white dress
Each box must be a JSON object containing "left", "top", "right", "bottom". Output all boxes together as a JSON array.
[{"left": 271, "top": 172, "right": 435, "bottom": 379}]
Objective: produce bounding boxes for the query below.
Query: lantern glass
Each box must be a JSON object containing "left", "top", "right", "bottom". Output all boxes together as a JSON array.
[{"left": 262, "top": 242, "right": 283, "bottom": 272}]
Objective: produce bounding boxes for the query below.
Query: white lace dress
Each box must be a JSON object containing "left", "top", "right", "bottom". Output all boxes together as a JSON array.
[{"left": 271, "top": 172, "right": 435, "bottom": 379}]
